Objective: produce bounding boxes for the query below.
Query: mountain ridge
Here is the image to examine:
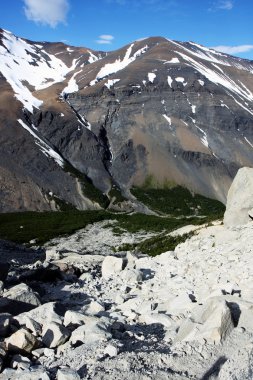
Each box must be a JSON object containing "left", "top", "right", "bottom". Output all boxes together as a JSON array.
[{"left": 0, "top": 28, "right": 253, "bottom": 212}]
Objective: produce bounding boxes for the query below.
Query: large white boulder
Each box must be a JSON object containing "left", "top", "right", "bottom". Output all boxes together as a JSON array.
[
  {"left": 175, "top": 297, "right": 234, "bottom": 344},
  {"left": 224, "top": 167, "right": 253, "bottom": 227},
  {"left": 101, "top": 256, "right": 124, "bottom": 280}
]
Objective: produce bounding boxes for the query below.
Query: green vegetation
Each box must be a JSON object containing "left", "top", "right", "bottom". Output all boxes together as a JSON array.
[
  {"left": 64, "top": 162, "right": 110, "bottom": 209},
  {"left": 0, "top": 185, "right": 225, "bottom": 255},
  {"left": 0, "top": 210, "right": 108, "bottom": 245},
  {"left": 115, "top": 231, "right": 194, "bottom": 257},
  {"left": 108, "top": 184, "right": 127, "bottom": 204},
  {"left": 131, "top": 186, "right": 225, "bottom": 219}
]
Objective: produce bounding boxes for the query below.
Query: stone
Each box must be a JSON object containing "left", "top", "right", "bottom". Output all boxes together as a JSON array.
[
  {"left": 42, "top": 322, "right": 70, "bottom": 348},
  {"left": 23, "top": 316, "right": 42, "bottom": 337},
  {"left": 119, "top": 268, "right": 143, "bottom": 284},
  {"left": 63, "top": 310, "right": 87, "bottom": 327},
  {"left": 44, "top": 348, "right": 55, "bottom": 357},
  {"left": 4, "top": 283, "right": 41, "bottom": 307},
  {"left": 224, "top": 167, "right": 253, "bottom": 227},
  {"left": 102, "top": 256, "right": 124, "bottom": 280},
  {"left": 79, "top": 272, "right": 93, "bottom": 282},
  {"left": 15, "top": 302, "right": 62, "bottom": 326},
  {"left": 83, "top": 300, "right": 105, "bottom": 316},
  {"left": 175, "top": 297, "right": 234, "bottom": 344},
  {"left": 139, "top": 313, "right": 172, "bottom": 328},
  {"left": 46, "top": 248, "right": 62, "bottom": 262},
  {"left": 104, "top": 343, "right": 118, "bottom": 357},
  {"left": 0, "top": 313, "right": 12, "bottom": 337},
  {"left": 70, "top": 317, "right": 111, "bottom": 345},
  {"left": 57, "top": 368, "right": 81, "bottom": 380},
  {"left": 5, "top": 328, "right": 38, "bottom": 353}
]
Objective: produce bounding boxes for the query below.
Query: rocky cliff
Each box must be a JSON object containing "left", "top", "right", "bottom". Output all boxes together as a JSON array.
[{"left": 1, "top": 29, "right": 253, "bottom": 211}]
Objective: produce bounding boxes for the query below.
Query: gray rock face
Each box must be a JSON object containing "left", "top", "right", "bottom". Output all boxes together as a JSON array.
[{"left": 224, "top": 167, "right": 253, "bottom": 226}]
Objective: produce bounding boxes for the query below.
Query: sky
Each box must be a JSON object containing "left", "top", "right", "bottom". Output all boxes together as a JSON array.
[{"left": 0, "top": 0, "right": 253, "bottom": 59}]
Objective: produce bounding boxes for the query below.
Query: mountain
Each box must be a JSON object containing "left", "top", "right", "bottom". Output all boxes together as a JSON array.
[{"left": 0, "top": 28, "right": 253, "bottom": 212}]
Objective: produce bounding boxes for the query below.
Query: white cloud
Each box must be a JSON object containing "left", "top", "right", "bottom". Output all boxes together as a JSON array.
[
  {"left": 23, "top": 0, "right": 69, "bottom": 28},
  {"left": 212, "top": 45, "right": 253, "bottom": 54},
  {"left": 218, "top": 0, "right": 234, "bottom": 10},
  {"left": 96, "top": 35, "right": 114, "bottom": 44},
  {"left": 209, "top": 0, "right": 234, "bottom": 11}
]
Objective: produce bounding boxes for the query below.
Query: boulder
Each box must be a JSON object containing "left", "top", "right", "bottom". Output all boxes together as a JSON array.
[
  {"left": 15, "top": 302, "right": 62, "bottom": 326},
  {"left": 175, "top": 297, "right": 234, "bottom": 344},
  {"left": 5, "top": 328, "right": 38, "bottom": 353},
  {"left": 63, "top": 310, "right": 87, "bottom": 327},
  {"left": 4, "top": 283, "right": 41, "bottom": 307},
  {"left": 224, "top": 167, "right": 253, "bottom": 227},
  {"left": 57, "top": 368, "right": 81, "bottom": 380},
  {"left": 104, "top": 343, "right": 118, "bottom": 357},
  {"left": 42, "top": 322, "right": 70, "bottom": 348},
  {"left": 119, "top": 268, "right": 143, "bottom": 284},
  {"left": 83, "top": 300, "right": 105, "bottom": 316},
  {"left": 102, "top": 256, "right": 124, "bottom": 280},
  {"left": 22, "top": 316, "right": 42, "bottom": 337},
  {"left": 1, "top": 368, "right": 51, "bottom": 379},
  {"left": 70, "top": 317, "right": 111, "bottom": 345}
]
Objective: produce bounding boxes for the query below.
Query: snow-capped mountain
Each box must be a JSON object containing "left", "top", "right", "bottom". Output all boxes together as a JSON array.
[{"left": 0, "top": 28, "right": 253, "bottom": 212}]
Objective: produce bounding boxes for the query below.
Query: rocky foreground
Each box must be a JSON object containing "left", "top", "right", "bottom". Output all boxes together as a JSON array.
[{"left": 0, "top": 168, "right": 253, "bottom": 379}]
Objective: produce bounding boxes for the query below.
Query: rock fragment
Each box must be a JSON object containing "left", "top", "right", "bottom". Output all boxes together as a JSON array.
[
  {"left": 5, "top": 328, "right": 38, "bottom": 353},
  {"left": 42, "top": 322, "right": 70, "bottom": 348}
]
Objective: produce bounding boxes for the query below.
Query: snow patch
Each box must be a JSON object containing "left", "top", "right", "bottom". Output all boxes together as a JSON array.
[
  {"left": 167, "top": 76, "right": 173, "bottom": 88},
  {"left": 175, "top": 77, "right": 187, "bottom": 86},
  {"left": 88, "top": 51, "right": 99, "bottom": 63},
  {"left": 104, "top": 79, "right": 120, "bottom": 89},
  {"left": 192, "top": 105, "right": 196, "bottom": 114},
  {"left": 244, "top": 137, "right": 253, "bottom": 148},
  {"left": 62, "top": 70, "right": 82, "bottom": 95},
  {"left": 91, "top": 43, "right": 148, "bottom": 84},
  {"left": 164, "top": 57, "right": 180, "bottom": 64},
  {"left": 163, "top": 114, "right": 172, "bottom": 126},
  {"left": 18, "top": 119, "right": 64, "bottom": 167},
  {"left": 148, "top": 72, "right": 156, "bottom": 83},
  {"left": 198, "top": 79, "right": 205, "bottom": 86},
  {"left": 176, "top": 51, "right": 253, "bottom": 112},
  {"left": 0, "top": 30, "right": 79, "bottom": 112}
]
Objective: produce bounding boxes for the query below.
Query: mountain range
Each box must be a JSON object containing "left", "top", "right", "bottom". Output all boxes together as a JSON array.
[{"left": 0, "top": 28, "right": 253, "bottom": 212}]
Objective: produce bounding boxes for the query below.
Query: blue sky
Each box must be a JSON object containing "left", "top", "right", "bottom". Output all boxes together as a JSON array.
[{"left": 1, "top": 0, "right": 253, "bottom": 59}]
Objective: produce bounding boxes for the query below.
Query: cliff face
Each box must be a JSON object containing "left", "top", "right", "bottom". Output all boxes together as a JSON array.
[{"left": 0, "top": 30, "right": 253, "bottom": 211}]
